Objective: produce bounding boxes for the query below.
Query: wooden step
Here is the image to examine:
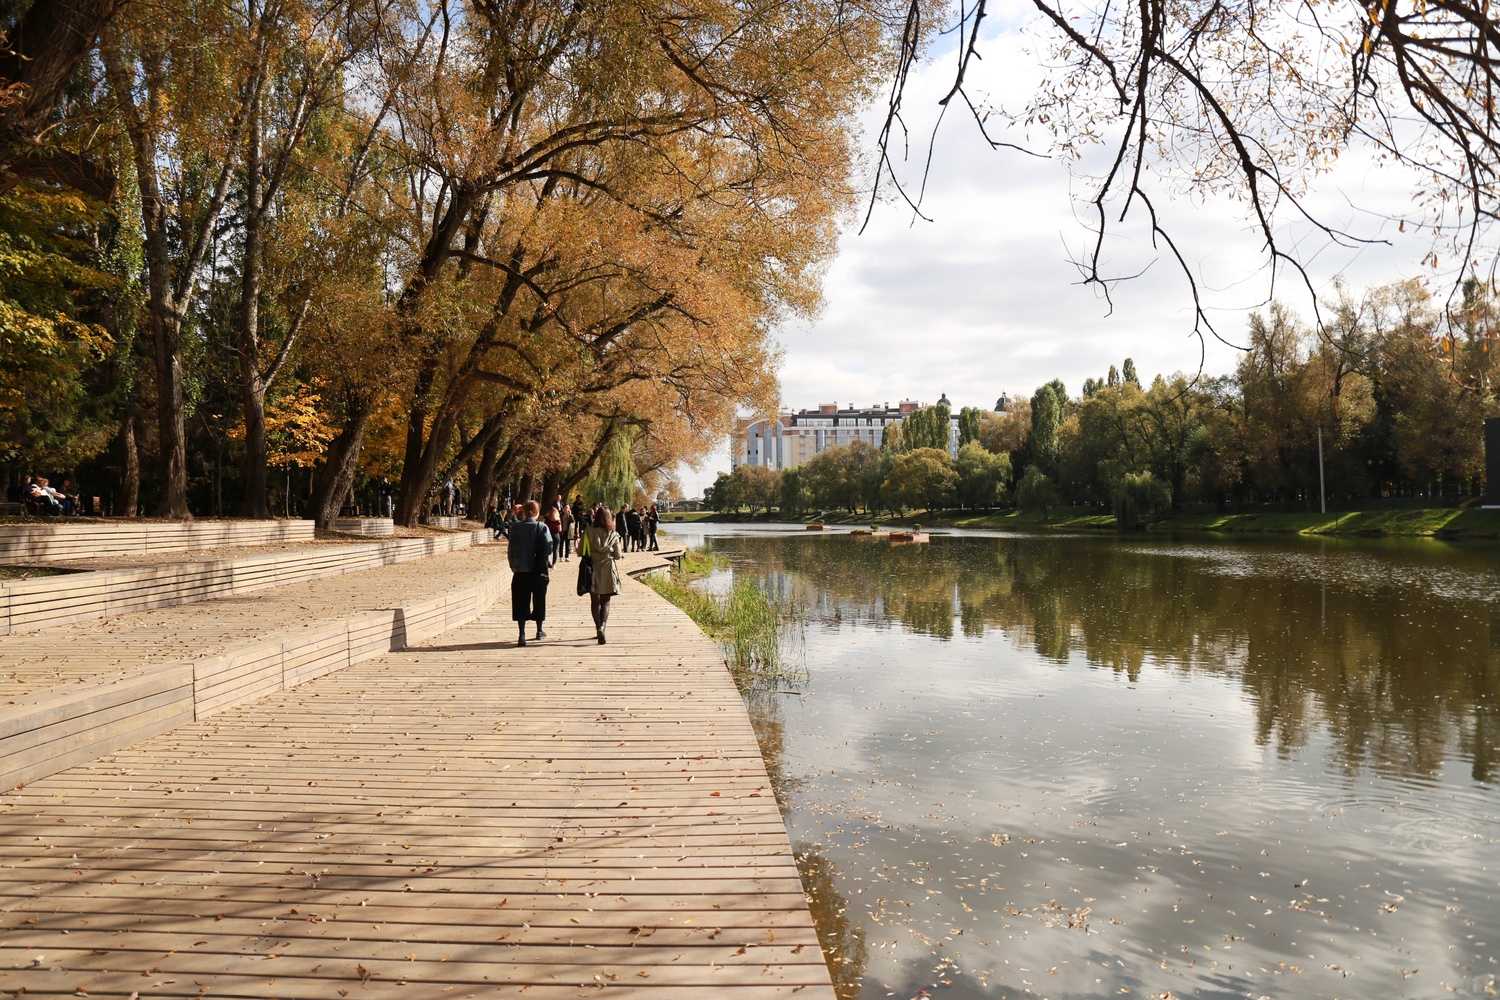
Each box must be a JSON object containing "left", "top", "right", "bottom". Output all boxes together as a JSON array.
[
  {"left": 0, "top": 566, "right": 508, "bottom": 791},
  {"left": 0, "top": 519, "right": 315, "bottom": 561},
  {"left": 0, "top": 529, "right": 495, "bottom": 635}
]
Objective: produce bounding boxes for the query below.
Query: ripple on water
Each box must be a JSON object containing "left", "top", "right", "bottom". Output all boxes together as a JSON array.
[{"left": 951, "top": 748, "right": 1097, "bottom": 772}]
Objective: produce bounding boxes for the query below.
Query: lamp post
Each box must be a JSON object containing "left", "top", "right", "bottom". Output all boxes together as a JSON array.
[{"left": 1317, "top": 424, "right": 1326, "bottom": 515}]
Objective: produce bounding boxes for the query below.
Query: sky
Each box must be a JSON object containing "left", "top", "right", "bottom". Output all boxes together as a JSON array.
[{"left": 677, "top": 12, "right": 1448, "bottom": 496}]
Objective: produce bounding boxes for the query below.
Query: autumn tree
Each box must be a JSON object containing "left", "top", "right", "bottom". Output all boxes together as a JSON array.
[
  {"left": 102, "top": 1, "right": 258, "bottom": 517},
  {"left": 364, "top": 0, "right": 891, "bottom": 526}
]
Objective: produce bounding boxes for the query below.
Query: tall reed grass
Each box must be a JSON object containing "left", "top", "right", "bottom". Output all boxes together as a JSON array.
[{"left": 645, "top": 551, "right": 806, "bottom": 694}]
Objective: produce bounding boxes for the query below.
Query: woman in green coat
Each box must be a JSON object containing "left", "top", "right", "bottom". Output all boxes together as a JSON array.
[{"left": 583, "top": 506, "right": 625, "bottom": 644}]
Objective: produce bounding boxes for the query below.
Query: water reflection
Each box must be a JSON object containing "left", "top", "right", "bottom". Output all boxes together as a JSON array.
[
  {"left": 673, "top": 527, "right": 1500, "bottom": 1000},
  {"left": 720, "top": 532, "right": 1500, "bottom": 784}
]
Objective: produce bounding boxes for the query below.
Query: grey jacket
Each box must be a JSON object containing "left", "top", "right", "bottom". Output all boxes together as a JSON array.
[{"left": 506, "top": 518, "right": 553, "bottom": 577}]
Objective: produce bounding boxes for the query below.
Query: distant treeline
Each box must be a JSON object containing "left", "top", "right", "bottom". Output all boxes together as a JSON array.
[{"left": 708, "top": 280, "right": 1498, "bottom": 519}]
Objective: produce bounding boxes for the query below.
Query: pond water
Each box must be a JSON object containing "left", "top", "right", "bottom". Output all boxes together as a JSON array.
[{"left": 662, "top": 523, "right": 1500, "bottom": 1000}]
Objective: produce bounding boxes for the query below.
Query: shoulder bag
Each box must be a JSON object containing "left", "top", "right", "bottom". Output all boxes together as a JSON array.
[{"left": 576, "top": 531, "right": 594, "bottom": 595}]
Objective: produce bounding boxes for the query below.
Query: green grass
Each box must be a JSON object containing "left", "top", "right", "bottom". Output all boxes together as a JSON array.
[
  {"left": 644, "top": 552, "right": 807, "bottom": 694},
  {"left": 671, "top": 546, "right": 724, "bottom": 578}
]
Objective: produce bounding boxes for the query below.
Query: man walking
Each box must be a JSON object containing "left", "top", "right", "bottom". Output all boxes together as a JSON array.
[{"left": 507, "top": 500, "right": 553, "bottom": 646}]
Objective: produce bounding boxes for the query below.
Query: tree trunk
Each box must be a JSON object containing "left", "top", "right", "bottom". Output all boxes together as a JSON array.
[
  {"left": 150, "top": 290, "right": 190, "bottom": 518},
  {"left": 307, "top": 399, "right": 373, "bottom": 528},
  {"left": 540, "top": 470, "right": 562, "bottom": 510},
  {"left": 516, "top": 472, "right": 535, "bottom": 505},
  {"left": 474, "top": 435, "right": 502, "bottom": 515},
  {"left": 238, "top": 66, "right": 272, "bottom": 518},
  {"left": 0, "top": 0, "right": 119, "bottom": 201},
  {"left": 118, "top": 410, "right": 139, "bottom": 516}
]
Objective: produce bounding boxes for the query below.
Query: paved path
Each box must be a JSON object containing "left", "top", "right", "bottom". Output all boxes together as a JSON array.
[{"left": 0, "top": 553, "right": 834, "bottom": 998}]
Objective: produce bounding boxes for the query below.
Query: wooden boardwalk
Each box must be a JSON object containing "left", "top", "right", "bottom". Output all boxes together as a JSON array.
[{"left": 0, "top": 552, "right": 834, "bottom": 998}]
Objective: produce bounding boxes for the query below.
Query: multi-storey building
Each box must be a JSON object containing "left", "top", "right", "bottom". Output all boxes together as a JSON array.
[{"left": 733, "top": 394, "right": 1010, "bottom": 472}]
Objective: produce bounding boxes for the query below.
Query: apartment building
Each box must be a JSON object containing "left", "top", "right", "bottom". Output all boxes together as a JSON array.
[{"left": 733, "top": 395, "right": 988, "bottom": 471}]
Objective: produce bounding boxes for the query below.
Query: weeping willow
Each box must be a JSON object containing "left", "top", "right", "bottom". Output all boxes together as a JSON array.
[{"left": 581, "top": 430, "right": 637, "bottom": 509}]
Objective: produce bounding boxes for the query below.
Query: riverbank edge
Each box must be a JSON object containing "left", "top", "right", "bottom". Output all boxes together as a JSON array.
[{"left": 670, "top": 506, "right": 1500, "bottom": 541}]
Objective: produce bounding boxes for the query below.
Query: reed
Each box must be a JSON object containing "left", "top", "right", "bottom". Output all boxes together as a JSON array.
[{"left": 645, "top": 552, "right": 806, "bottom": 694}]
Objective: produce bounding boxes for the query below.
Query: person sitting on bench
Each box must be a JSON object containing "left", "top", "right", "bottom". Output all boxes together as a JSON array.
[{"left": 26, "top": 478, "right": 63, "bottom": 515}]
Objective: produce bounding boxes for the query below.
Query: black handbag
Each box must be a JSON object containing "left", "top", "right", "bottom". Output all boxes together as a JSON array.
[{"left": 576, "top": 534, "right": 594, "bottom": 595}]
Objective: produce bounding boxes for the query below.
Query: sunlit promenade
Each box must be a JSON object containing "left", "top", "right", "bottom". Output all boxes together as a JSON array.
[{"left": 0, "top": 524, "right": 831, "bottom": 998}]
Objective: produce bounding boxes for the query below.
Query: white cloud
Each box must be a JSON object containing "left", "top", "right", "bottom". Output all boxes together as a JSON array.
[{"left": 678, "top": 15, "right": 1450, "bottom": 496}]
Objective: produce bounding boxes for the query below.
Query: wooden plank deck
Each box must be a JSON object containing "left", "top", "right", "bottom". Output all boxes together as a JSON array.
[{"left": 0, "top": 553, "right": 834, "bottom": 999}]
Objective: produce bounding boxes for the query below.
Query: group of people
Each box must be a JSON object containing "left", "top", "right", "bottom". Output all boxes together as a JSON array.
[
  {"left": 9, "top": 476, "right": 83, "bottom": 516},
  {"left": 486, "top": 496, "right": 661, "bottom": 561},
  {"left": 616, "top": 503, "right": 661, "bottom": 552},
  {"left": 504, "top": 499, "right": 632, "bottom": 647},
  {"left": 435, "top": 480, "right": 465, "bottom": 517}
]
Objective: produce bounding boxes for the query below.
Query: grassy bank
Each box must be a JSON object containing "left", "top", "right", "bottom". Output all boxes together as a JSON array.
[
  {"left": 685, "top": 504, "right": 1500, "bottom": 540},
  {"left": 643, "top": 550, "right": 807, "bottom": 693}
]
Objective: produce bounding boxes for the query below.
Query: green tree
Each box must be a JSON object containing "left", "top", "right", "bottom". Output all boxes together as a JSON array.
[
  {"left": 1122, "top": 359, "right": 1139, "bottom": 386},
  {"left": 1111, "top": 470, "right": 1170, "bottom": 529},
  {"left": 880, "top": 419, "right": 904, "bottom": 454},
  {"left": 881, "top": 447, "right": 956, "bottom": 513},
  {"left": 1140, "top": 375, "right": 1218, "bottom": 511},
  {"left": 801, "top": 440, "right": 879, "bottom": 512},
  {"left": 733, "top": 465, "right": 782, "bottom": 514},
  {"left": 779, "top": 467, "right": 810, "bottom": 516},
  {"left": 1029, "top": 383, "right": 1063, "bottom": 475},
  {"left": 0, "top": 185, "right": 117, "bottom": 469},
  {"left": 581, "top": 431, "right": 639, "bottom": 510},
  {"left": 1015, "top": 465, "right": 1061, "bottom": 519},
  {"left": 957, "top": 406, "right": 983, "bottom": 447},
  {"left": 955, "top": 441, "right": 1010, "bottom": 508},
  {"left": 890, "top": 401, "right": 952, "bottom": 454}
]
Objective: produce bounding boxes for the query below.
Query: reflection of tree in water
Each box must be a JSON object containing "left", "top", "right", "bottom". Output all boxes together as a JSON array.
[
  {"left": 708, "top": 533, "right": 1500, "bottom": 784},
  {"left": 795, "top": 846, "right": 868, "bottom": 999},
  {"left": 740, "top": 658, "right": 862, "bottom": 993},
  {"left": 744, "top": 689, "right": 798, "bottom": 809}
]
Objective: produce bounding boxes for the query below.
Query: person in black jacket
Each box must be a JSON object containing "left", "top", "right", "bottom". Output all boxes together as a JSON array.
[
  {"left": 622, "top": 505, "right": 642, "bottom": 551},
  {"left": 507, "top": 500, "right": 553, "bottom": 646}
]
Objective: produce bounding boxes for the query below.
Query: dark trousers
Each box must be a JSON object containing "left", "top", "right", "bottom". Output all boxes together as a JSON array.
[{"left": 511, "top": 572, "right": 548, "bottom": 623}]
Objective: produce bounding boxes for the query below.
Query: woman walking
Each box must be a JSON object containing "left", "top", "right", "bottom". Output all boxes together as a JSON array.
[{"left": 582, "top": 506, "right": 625, "bottom": 644}]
